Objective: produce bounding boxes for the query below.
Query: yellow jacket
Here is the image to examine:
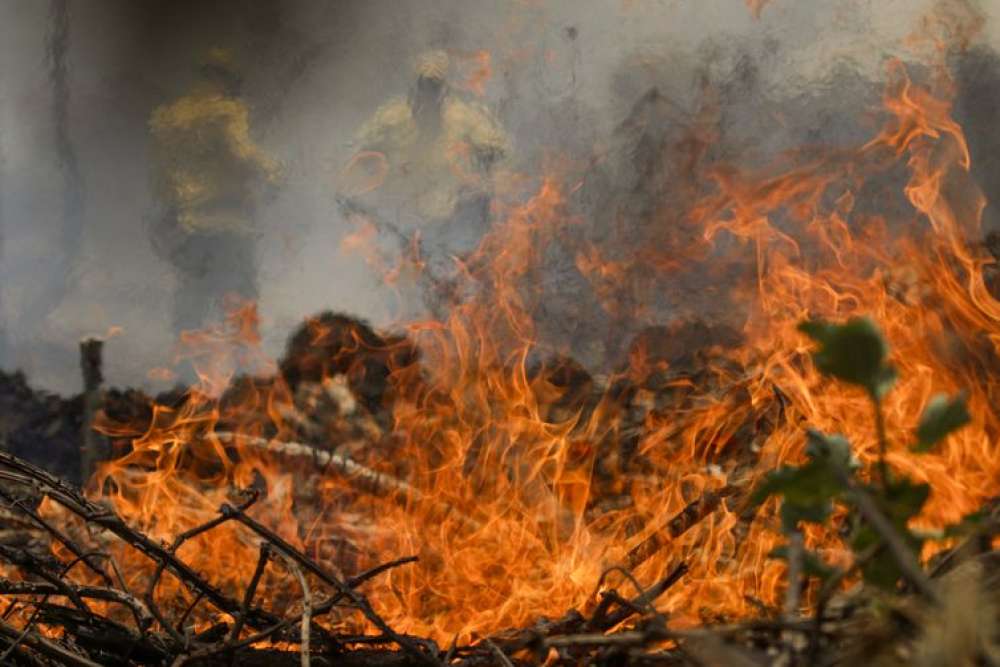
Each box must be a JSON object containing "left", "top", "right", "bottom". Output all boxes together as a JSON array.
[
  {"left": 150, "top": 86, "right": 280, "bottom": 234},
  {"left": 355, "top": 94, "right": 508, "bottom": 221}
]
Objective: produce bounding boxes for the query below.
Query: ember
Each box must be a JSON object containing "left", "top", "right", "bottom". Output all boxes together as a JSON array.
[{"left": 3, "top": 0, "right": 1000, "bottom": 665}]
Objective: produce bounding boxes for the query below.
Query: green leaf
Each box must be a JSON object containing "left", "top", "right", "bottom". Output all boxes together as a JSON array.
[
  {"left": 851, "top": 524, "right": 900, "bottom": 590},
  {"left": 882, "top": 477, "right": 931, "bottom": 525},
  {"left": 753, "top": 429, "right": 855, "bottom": 533},
  {"left": 872, "top": 366, "right": 899, "bottom": 400},
  {"left": 805, "top": 429, "right": 854, "bottom": 469},
  {"left": 914, "top": 392, "right": 970, "bottom": 452},
  {"left": 798, "top": 317, "right": 896, "bottom": 398},
  {"left": 754, "top": 467, "right": 835, "bottom": 532}
]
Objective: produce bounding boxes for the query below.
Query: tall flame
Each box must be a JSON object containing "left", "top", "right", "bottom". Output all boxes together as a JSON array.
[{"left": 43, "top": 2, "right": 1000, "bottom": 649}]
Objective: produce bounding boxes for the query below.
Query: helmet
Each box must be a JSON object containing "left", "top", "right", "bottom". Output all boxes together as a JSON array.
[
  {"left": 198, "top": 47, "right": 240, "bottom": 76},
  {"left": 199, "top": 47, "right": 242, "bottom": 92},
  {"left": 201, "top": 47, "right": 239, "bottom": 73},
  {"left": 414, "top": 50, "right": 450, "bottom": 81}
]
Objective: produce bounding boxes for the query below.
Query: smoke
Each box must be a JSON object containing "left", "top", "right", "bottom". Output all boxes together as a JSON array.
[
  {"left": 22, "top": 0, "right": 87, "bottom": 382},
  {"left": 0, "top": 0, "right": 998, "bottom": 392},
  {"left": 954, "top": 44, "right": 1000, "bottom": 236}
]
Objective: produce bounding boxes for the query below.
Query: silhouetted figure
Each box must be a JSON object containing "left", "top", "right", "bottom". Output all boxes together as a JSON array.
[
  {"left": 149, "top": 48, "right": 281, "bottom": 334},
  {"left": 340, "top": 51, "right": 509, "bottom": 315}
]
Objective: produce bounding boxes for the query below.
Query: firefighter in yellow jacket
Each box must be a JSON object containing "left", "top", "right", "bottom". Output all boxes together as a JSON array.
[
  {"left": 341, "top": 50, "right": 509, "bottom": 284},
  {"left": 149, "top": 48, "right": 282, "bottom": 333}
]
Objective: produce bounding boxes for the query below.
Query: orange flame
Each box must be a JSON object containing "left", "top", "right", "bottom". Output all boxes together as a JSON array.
[
  {"left": 746, "top": 0, "right": 773, "bottom": 20},
  {"left": 24, "top": 3, "right": 1000, "bottom": 652},
  {"left": 453, "top": 50, "right": 494, "bottom": 97}
]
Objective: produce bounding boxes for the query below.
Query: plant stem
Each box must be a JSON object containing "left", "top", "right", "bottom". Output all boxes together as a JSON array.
[{"left": 870, "top": 394, "right": 889, "bottom": 489}]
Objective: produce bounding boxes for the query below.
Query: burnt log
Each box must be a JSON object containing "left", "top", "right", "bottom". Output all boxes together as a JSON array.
[{"left": 279, "top": 312, "right": 419, "bottom": 416}]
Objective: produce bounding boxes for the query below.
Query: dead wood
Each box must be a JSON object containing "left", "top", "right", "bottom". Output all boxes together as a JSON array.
[
  {"left": 624, "top": 485, "right": 739, "bottom": 571},
  {"left": 78, "top": 339, "right": 106, "bottom": 488},
  {"left": 0, "top": 449, "right": 282, "bottom": 632},
  {"left": 3, "top": 315, "right": 1000, "bottom": 666},
  {"left": 216, "top": 431, "right": 483, "bottom": 533}
]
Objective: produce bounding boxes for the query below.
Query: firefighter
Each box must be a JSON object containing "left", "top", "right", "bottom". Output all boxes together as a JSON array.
[
  {"left": 340, "top": 50, "right": 509, "bottom": 304},
  {"left": 148, "top": 48, "right": 282, "bottom": 334}
]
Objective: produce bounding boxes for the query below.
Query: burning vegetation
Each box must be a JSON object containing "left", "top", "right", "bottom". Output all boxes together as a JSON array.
[{"left": 4, "top": 1, "right": 1000, "bottom": 665}]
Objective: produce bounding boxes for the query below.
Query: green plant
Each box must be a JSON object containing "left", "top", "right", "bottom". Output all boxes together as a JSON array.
[{"left": 756, "top": 317, "right": 972, "bottom": 595}]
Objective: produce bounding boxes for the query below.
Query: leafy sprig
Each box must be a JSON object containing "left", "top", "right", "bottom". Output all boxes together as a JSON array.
[{"left": 758, "top": 317, "right": 972, "bottom": 595}]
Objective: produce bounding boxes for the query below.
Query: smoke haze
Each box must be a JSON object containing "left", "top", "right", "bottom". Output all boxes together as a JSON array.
[{"left": 1, "top": 0, "right": 998, "bottom": 392}]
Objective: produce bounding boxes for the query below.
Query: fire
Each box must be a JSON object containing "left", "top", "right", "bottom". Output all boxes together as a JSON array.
[
  {"left": 25, "top": 0, "right": 1000, "bottom": 654},
  {"left": 745, "top": 0, "right": 773, "bottom": 20},
  {"left": 454, "top": 50, "right": 494, "bottom": 97}
]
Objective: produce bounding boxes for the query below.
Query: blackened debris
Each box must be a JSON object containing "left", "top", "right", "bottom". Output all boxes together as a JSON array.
[
  {"left": 0, "top": 370, "right": 83, "bottom": 483},
  {"left": 279, "top": 311, "right": 419, "bottom": 415}
]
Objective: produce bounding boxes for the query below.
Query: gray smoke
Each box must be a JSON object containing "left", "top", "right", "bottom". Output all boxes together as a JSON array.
[{"left": 0, "top": 0, "right": 998, "bottom": 392}]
